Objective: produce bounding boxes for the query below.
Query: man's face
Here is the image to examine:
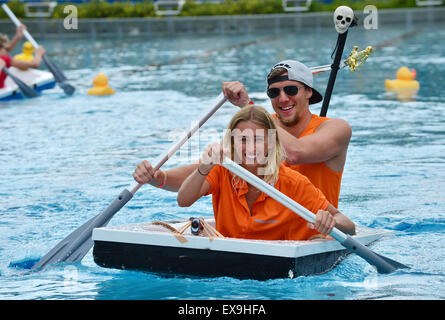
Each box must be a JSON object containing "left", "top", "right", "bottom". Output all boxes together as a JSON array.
[{"left": 268, "top": 73, "right": 312, "bottom": 127}]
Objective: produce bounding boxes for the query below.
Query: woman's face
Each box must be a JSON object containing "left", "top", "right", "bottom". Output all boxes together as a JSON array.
[{"left": 232, "top": 120, "right": 269, "bottom": 173}]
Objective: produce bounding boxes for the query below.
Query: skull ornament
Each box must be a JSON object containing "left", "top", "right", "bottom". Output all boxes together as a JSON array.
[{"left": 333, "top": 6, "right": 354, "bottom": 34}]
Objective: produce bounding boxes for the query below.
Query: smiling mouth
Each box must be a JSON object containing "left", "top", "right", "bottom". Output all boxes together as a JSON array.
[
  {"left": 279, "top": 105, "right": 294, "bottom": 112},
  {"left": 243, "top": 153, "right": 260, "bottom": 164}
]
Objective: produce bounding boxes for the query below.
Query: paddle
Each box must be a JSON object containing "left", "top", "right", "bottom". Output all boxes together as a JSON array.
[
  {"left": 2, "top": 67, "right": 40, "bottom": 98},
  {"left": 222, "top": 158, "right": 409, "bottom": 274},
  {"left": 310, "top": 60, "right": 350, "bottom": 75},
  {"left": 319, "top": 7, "right": 358, "bottom": 117},
  {"left": 1, "top": 4, "right": 75, "bottom": 96},
  {"left": 31, "top": 94, "right": 227, "bottom": 270},
  {"left": 310, "top": 46, "right": 372, "bottom": 75}
]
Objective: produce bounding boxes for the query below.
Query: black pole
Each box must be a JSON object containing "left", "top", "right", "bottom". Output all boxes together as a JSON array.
[{"left": 319, "top": 31, "right": 348, "bottom": 117}]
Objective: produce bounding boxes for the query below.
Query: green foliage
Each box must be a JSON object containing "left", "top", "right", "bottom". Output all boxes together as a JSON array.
[
  {"left": 52, "top": 1, "right": 155, "bottom": 19},
  {"left": 310, "top": 0, "right": 418, "bottom": 12},
  {"left": 0, "top": 0, "right": 436, "bottom": 20},
  {"left": 181, "top": 0, "right": 284, "bottom": 16},
  {"left": 0, "top": 0, "right": 26, "bottom": 19}
]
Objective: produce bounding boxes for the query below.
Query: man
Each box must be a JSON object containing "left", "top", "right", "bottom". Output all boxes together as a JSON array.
[
  {"left": 0, "top": 24, "right": 46, "bottom": 89},
  {"left": 221, "top": 60, "right": 351, "bottom": 207},
  {"left": 134, "top": 60, "right": 351, "bottom": 208}
]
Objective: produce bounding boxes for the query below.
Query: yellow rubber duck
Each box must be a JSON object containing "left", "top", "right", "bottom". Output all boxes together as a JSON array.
[
  {"left": 87, "top": 73, "right": 115, "bottom": 96},
  {"left": 385, "top": 67, "right": 419, "bottom": 101},
  {"left": 13, "top": 41, "right": 35, "bottom": 70}
]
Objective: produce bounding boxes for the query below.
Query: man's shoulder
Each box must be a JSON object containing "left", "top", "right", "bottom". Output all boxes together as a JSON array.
[
  {"left": 311, "top": 113, "right": 348, "bottom": 124},
  {"left": 315, "top": 115, "right": 351, "bottom": 134}
]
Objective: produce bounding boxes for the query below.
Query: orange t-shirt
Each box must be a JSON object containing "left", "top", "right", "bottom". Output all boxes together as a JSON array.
[
  {"left": 205, "top": 163, "right": 329, "bottom": 240},
  {"left": 275, "top": 113, "right": 343, "bottom": 208}
]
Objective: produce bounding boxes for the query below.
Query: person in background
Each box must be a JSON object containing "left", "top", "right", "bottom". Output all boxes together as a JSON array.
[{"left": 0, "top": 24, "right": 46, "bottom": 89}]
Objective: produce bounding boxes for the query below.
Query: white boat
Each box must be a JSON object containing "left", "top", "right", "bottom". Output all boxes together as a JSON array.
[
  {"left": 92, "top": 218, "right": 389, "bottom": 280},
  {"left": 0, "top": 67, "right": 56, "bottom": 101}
]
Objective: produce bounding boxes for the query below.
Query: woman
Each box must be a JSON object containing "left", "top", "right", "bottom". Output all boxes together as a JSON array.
[{"left": 176, "top": 105, "right": 355, "bottom": 240}]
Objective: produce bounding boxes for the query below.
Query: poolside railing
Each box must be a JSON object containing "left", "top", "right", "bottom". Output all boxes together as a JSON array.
[
  {"left": 282, "top": 0, "right": 312, "bottom": 12},
  {"left": 416, "top": 0, "right": 443, "bottom": 6},
  {"left": 154, "top": 0, "right": 185, "bottom": 16},
  {"left": 0, "top": 6, "right": 444, "bottom": 38}
]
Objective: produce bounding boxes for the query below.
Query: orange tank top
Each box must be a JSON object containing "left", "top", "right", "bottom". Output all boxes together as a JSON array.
[{"left": 281, "top": 114, "right": 343, "bottom": 208}]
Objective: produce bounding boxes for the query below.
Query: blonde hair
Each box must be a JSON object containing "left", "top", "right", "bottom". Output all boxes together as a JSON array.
[{"left": 223, "top": 105, "right": 285, "bottom": 185}]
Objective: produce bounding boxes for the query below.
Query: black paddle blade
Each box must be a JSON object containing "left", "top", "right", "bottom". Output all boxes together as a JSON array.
[
  {"left": 32, "top": 189, "right": 133, "bottom": 270},
  {"left": 32, "top": 214, "right": 97, "bottom": 270},
  {"left": 2, "top": 67, "right": 40, "bottom": 98},
  {"left": 375, "top": 252, "right": 410, "bottom": 270},
  {"left": 42, "top": 55, "right": 75, "bottom": 96},
  {"left": 43, "top": 55, "right": 67, "bottom": 81},
  {"left": 342, "top": 235, "right": 409, "bottom": 274},
  {"left": 16, "top": 80, "right": 40, "bottom": 98},
  {"left": 59, "top": 82, "right": 75, "bottom": 96}
]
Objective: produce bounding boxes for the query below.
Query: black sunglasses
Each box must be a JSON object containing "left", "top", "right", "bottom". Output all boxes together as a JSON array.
[{"left": 267, "top": 85, "right": 304, "bottom": 99}]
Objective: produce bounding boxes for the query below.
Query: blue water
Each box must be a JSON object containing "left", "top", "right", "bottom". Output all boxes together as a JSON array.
[{"left": 1, "top": 21, "right": 445, "bottom": 300}]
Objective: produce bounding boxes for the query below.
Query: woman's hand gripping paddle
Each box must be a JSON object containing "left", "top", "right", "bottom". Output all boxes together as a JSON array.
[
  {"left": 31, "top": 95, "right": 227, "bottom": 270},
  {"left": 222, "top": 158, "right": 409, "bottom": 274}
]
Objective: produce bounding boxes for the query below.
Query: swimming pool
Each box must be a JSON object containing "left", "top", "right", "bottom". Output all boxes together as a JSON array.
[{"left": 1, "top": 20, "right": 445, "bottom": 300}]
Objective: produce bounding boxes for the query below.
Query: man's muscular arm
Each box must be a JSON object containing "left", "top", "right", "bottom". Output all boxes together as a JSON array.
[{"left": 277, "top": 118, "right": 351, "bottom": 171}]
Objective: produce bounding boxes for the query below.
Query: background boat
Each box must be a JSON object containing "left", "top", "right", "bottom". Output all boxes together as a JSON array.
[{"left": 0, "top": 67, "right": 56, "bottom": 101}]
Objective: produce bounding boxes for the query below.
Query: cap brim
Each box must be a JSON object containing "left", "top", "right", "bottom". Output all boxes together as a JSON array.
[{"left": 309, "top": 89, "right": 323, "bottom": 105}]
